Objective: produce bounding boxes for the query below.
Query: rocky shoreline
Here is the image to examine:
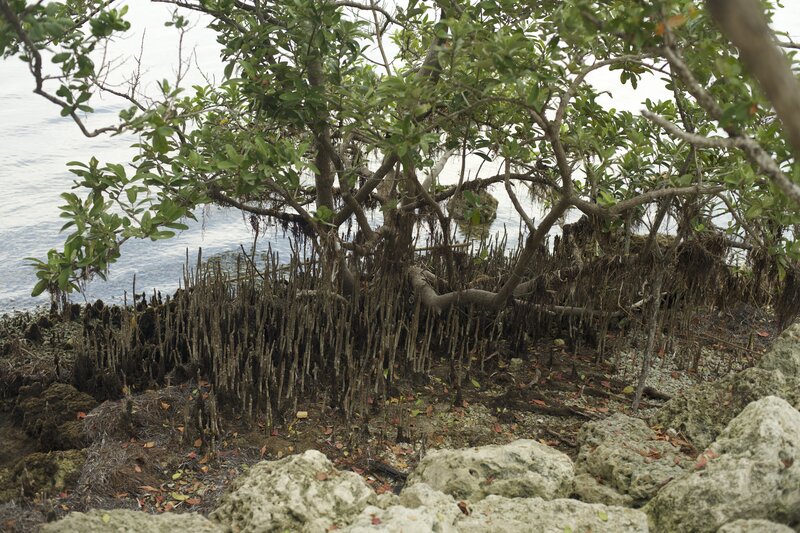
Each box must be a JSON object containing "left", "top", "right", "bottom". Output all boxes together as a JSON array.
[{"left": 19, "top": 324, "right": 800, "bottom": 532}]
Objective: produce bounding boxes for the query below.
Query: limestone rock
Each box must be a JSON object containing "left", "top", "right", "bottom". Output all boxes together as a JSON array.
[
  {"left": 41, "top": 509, "right": 221, "bottom": 532},
  {"left": 571, "top": 473, "right": 634, "bottom": 507},
  {"left": 344, "top": 504, "right": 458, "bottom": 533},
  {"left": 651, "top": 367, "right": 800, "bottom": 449},
  {"left": 575, "top": 413, "right": 689, "bottom": 504},
  {"left": 645, "top": 396, "right": 800, "bottom": 532},
  {"left": 717, "top": 519, "right": 795, "bottom": 533},
  {"left": 456, "top": 495, "right": 649, "bottom": 532},
  {"left": 210, "top": 450, "right": 375, "bottom": 532},
  {"left": 759, "top": 322, "right": 800, "bottom": 378},
  {"left": 398, "top": 482, "right": 458, "bottom": 511},
  {"left": 405, "top": 439, "right": 574, "bottom": 502}
]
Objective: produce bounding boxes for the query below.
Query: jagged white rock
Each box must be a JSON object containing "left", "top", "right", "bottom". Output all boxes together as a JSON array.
[
  {"left": 645, "top": 396, "right": 800, "bottom": 532},
  {"left": 717, "top": 518, "right": 795, "bottom": 532},
  {"left": 574, "top": 413, "right": 688, "bottom": 504},
  {"left": 759, "top": 322, "right": 800, "bottom": 378},
  {"left": 405, "top": 439, "right": 574, "bottom": 502},
  {"left": 210, "top": 449, "right": 375, "bottom": 532},
  {"left": 41, "top": 509, "right": 221, "bottom": 533},
  {"left": 651, "top": 366, "right": 800, "bottom": 449},
  {"left": 456, "top": 495, "right": 649, "bottom": 532}
]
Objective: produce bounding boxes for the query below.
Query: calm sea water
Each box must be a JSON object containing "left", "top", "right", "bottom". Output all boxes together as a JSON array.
[{"left": 1, "top": 3, "right": 797, "bottom": 312}]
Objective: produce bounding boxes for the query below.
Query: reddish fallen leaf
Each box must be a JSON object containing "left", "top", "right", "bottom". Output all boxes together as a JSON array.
[
  {"left": 695, "top": 449, "right": 719, "bottom": 469},
  {"left": 187, "top": 451, "right": 197, "bottom": 460},
  {"left": 143, "top": 441, "right": 156, "bottom": 449},
  {"left": 457, "top": 501, "right": 471, "bottom": 516},
  {"left": 371, "top": 515, "right": 381, "bottom": 525},
  {"left": 134, "top": 464, "right": 142, "bottom": 473},
  {"left": 492, "top": 423, "right": 502, "bottom": 434},
  {"left": 532, "top": 399, "right": 547, "bottom": 407},
  {"left": 600, "top": 380, "right": 611, "bottom": 389},
  {"left": 114, "top": 492, "right": 129, "bottom": 499},
  {"left": 271, "top": 428, "right": 279, "bottom": 436},
  {"left": 757, "top": 331, "right": 770, "bottom": 337},
  {"left": 315, "top": 471, "right": 330, "bottom": 481},
  {"left": 194, "top": 438, "right": 203, "bottom": 448},
  {"left": 375, "top": 483, "right": 393, "bottom": 495},
  {"left": 323, "top": 426, "right": 333, "bottom": 435},
  {"left": 594, "top": 406, "right": 609, "bottom": 413},
  {"left": 76, "top": 411, "right": 86, "bottom": 420},
  {"left": 694, "top": 455, "right": 708, "bottom": 470},
  {"left": 139, "top": 486, "right": 159, "bottom": 492},
  {"left": 186, "top": 498, "right": 201, "bottom": 505}
]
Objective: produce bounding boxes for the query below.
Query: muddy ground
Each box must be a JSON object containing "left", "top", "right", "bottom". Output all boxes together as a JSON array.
[{"left": 0, "top": 301, "right": 777, "bottom": 532}]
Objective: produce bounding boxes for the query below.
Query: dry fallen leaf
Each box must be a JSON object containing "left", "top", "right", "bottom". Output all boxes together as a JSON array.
[
  {"left": 143, "top": 441, "right": 156, "bottom": 449},
  {"left": 194, "top": 438, "right": 203, "bottom": 448},
  {"left": 457, "top": 501, "right": 470, "bottom": 516},
  {"left": 160, "top": 401, "right": 171, "bottom": 410},
  {"left": 315, "top": 471, "right": 329, "bottom": 481},
  {"left": 296, "top": 411, "right": 309, "bottom": 419}
]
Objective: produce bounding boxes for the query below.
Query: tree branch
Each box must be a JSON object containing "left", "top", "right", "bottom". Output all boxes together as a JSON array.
[
  {"left": 707, "top": 0, "right": 800, "bottom": 156},
  {"left": 0, "top": 0, "right": 120, "bottom": 137},
  {"left": 642, "top": 110, "right": 800, "bottom": 205}
]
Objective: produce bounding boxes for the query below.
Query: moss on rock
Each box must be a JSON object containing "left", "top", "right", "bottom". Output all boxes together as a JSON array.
[{"left": 0, "top": 449, "right": 86, "bottom": 502}]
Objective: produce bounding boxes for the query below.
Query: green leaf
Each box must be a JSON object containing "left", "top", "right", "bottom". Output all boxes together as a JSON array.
[{"left": 31, "top": 279, "right": 49, "bottom": 297}]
